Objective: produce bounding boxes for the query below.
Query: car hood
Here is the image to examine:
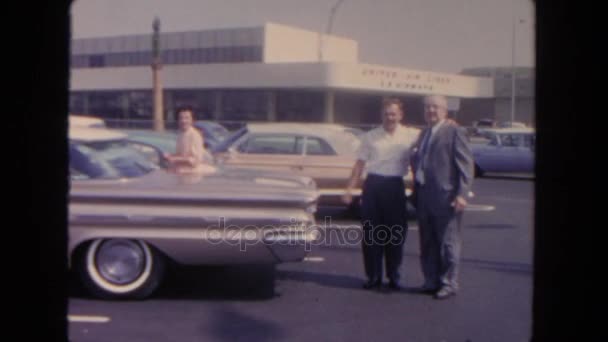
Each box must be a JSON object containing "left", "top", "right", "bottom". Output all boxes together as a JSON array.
[{"left": 70, "top": 166, "right": 319, "bottom": 208}]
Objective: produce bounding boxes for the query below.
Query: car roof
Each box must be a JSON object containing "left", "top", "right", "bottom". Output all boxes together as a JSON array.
[
  {"left": 69, "top": 126, "right": 128, "bottom": 142},
  {"left": 482, "top": 127, "right": 535, "bottom": 134},
  {"left": 69, "top": 115, "right": 107, "bottom": 128},
  {"left": 243, "top": 123, "right": 361, "bottom": 155},
  {"left": 121, "top": 129, "right": 177, "bottom": 137},
  {"left": 194, "top": 121, "right": 223, "bottom": 126},
  {"left": 246, "top": 122, "right": 355, "bottom": 135}
]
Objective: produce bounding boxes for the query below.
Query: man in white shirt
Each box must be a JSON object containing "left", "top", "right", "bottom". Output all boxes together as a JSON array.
[
  {"left": 343, "top": 97, "right": 420, "bottom": 291},
  {"left": 165, "top": 106, "right": 206, "bottom": 173}
]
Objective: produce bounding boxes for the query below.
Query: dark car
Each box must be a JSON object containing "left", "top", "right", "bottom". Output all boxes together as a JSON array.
[{"left": 193, "top": 121, "right": 230, "bottom": 150}]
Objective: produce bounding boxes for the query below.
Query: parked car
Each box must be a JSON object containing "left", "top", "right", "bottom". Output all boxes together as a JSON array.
[
  {"left": 69, "top": 114, "right": 107, "bottom": 128},
  {"left": 121, "top": 129, "right": 216, "bottom": 168},
  {"left": 121, "top": 129, "right": 177, "bottom": 154},
  {"left": 471, "top": 127, "right": 535, "bottom": 176},
  {"left": 193, "top": 121, "right": 231, "bottom": 150},
  {"left": 69, "top": 126, "right": 319, "bottom": 299},
  {"left": 497, "top": 121, "right": 528, "bottom": 128},
  {"left": 212, "top": 123, "right": 416, "bottom": 210}
]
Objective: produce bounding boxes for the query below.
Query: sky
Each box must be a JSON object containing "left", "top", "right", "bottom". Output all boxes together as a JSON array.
[{"left": 70, "top": 0, "right": 535, "bottom": 73}]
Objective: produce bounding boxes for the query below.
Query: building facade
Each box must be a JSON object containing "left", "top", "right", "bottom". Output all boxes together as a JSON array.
[
  {"left": 459, "top": 67, "right": 535, "bottom": 126},
  {"left": 69, "top": 23, "right": 494, "bottom": 127}
]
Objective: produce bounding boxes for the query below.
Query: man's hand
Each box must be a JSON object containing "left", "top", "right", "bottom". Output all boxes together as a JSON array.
[
  {"left": 341, "top": 191, "right": 353, "bottom": 205},
  {"left": 451, "top": 195, "right": 467, "bottom": 212},
  {"left": 446, "top": 118, "right": 459, "bottom": 126}
]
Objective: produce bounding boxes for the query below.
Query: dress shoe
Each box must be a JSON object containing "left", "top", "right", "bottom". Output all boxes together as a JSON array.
[
  {"left": 387, "top": 280, "right": 401, "bottom": 291},
  {"left": 419, "top": 284, "right": 440, "bottom": 294},
  {"left": 434, "top": 287, "right": 456, "bottom": 299},
  {"left": 362, "top": 279, "right": 382, "bottom": 290}
]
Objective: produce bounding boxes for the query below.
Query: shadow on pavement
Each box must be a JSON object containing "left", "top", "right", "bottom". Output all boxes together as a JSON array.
[
  {"left": 462, "top": 258, "right": 532, "bottom": 276},
  {"left": 69, "top": 264, "right": 278, "bottom": 301},
  {"left": 156, "top": 264, "right": 277, "bottom": 301},
  {"left": 276, "top": 269, "right": 428, "bottom": 295},
  {"left": 466, "top": 223, "right": 518, "bottom": 230},
  {"left": 206, "top": 307, "right": 286, "bottom": 342}
]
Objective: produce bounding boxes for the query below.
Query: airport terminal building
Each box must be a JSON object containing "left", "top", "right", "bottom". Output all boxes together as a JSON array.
[{"left": 69, "top": 22, "right": 495, "bottom": 126}]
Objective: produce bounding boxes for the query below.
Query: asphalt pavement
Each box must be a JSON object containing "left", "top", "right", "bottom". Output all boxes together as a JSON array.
[{"left": 69, "top": 176, "right": 533, "bottom": 342}]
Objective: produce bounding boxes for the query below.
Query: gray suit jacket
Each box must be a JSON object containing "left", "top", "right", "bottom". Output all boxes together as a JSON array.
[{"left": 411, "top": 122, "right": 474, "bottom": 215}]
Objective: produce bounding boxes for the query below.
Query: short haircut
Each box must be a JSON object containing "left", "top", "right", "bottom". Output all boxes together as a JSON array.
[
  {"left": 382, "top": 97, "right": 404, "bottom": 112},
  {"left": 423, "top": 95, "right": 448, "bottom": 109},
  {"left": 176, "top": 105, "right": 194, "bottom": 116}
]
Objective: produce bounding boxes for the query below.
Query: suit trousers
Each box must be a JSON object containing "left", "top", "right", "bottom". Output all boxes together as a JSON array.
[
  {"left": 416, "top": 184, "right": 463, "bottom": 290},
  {"left": 360, "top": 174, "right": 408, "bottom": 282}
]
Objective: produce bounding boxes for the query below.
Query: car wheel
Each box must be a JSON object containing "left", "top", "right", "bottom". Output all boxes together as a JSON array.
[
  {"left": 78, "top": 239, "right": 165, "bottom": 300},
  {"left": 474, "top": 163, "right": 484, "bottom": 177}
]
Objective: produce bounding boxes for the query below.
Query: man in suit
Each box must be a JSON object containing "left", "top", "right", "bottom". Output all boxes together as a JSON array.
[{"left": 411, "top": 95, "right": 474, "bottom": 299}]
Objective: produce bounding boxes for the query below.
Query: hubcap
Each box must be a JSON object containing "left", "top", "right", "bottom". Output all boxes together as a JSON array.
[{"left": 95, "top": 240, "right": 146, "bottom": 285}]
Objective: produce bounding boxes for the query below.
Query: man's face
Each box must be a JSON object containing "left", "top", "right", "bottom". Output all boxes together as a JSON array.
[
  {"left": 178, "top": 110, "right": 193, "bottom": 131},
  {"left": 382, "top": 103, "right": 403, "bottom": 128},
  {"left": 424, "top": 96, "right": 448, "bottom": 126}
]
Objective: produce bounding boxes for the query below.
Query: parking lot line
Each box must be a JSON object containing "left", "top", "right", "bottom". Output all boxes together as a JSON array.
[
  {"left": 465, "top": 204, "right": 496, "bottom": 211},
  {"left": 68, "top": 315, "right": 111, "bottom": 323},
  {"left": 303, "top": 256, "right": 325, "bottom": 262}
]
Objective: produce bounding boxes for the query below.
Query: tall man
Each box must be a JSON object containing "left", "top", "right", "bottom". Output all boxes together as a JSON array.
[
  {"left": 343, "top": 97, "right": 420, "bottom": 290},
  {"left": 411, "top": 95, "right": 474, "bottom": 299}
]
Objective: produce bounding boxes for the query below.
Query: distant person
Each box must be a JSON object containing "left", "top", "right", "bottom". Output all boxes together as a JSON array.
[
  {"left": 411, "top": 95, "right": 474, "bottom": 299},
  {"left": 342, "top": 97, "right": 420, "bottom": 291},
  {"left": 165, "top": 106, "right": 208, "bottom": 173}
]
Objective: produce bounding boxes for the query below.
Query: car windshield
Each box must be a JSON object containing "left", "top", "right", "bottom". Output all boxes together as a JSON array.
[
  {"left": 212, "top": 127, "right": 248, "bottom": 152},
  {"left": 70, "top": 139, "right": 158, "bottom": 179},
  {"left": 207, "top": 124, "right": 229, "bottom": 139}
]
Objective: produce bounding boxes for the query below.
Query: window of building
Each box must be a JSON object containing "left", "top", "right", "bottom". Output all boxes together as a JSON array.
[
  {"left": 89, "top": 55, "right": 105, "bottom": 68},
  {"left": 222, "top": 90, "right": 268, "bottom": 121},
  {"left": 277, "top": 91, "right": 324, "bottom": 122}
]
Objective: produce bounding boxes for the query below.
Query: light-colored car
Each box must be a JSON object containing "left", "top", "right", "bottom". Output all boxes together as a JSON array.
[
  {"left": 212, "top": 123, "right": 415, "bottom": 209},
  {"left": 471, "top": 127, "right": 535, "bottom": 176},
  {"left": 69, "top": 126, "right": 319, "bottom": 299},
  {"left": 69, "top": 114, "right": 107, "bottom": 128}
]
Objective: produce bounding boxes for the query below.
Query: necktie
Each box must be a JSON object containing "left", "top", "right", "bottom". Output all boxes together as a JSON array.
[{"left": 416, "top": 129, "right": 432, "bottom": 184}]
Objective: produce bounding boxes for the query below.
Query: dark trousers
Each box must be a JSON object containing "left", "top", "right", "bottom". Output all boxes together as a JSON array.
[{"left": 360, "top": 174, "right": 409, "bottom": 282}]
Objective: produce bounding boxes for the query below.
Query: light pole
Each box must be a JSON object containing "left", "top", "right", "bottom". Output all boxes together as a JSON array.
[
  {"left": 152, "top": 17, "right": 164, "bottom": 131},
  {"left": 510, "top": 3, "right": 525, "bottom": 127},
  {"left": 318, "top": 0, "right": 346, "bottom": 62}
]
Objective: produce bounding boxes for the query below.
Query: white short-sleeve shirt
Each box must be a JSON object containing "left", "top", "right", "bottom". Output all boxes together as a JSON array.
[
  {"left": 356, "top": 124, "right": 420, "bottom": 177},
  {"left": 175, "top": 126, "right": 205, "bottom": 172}
]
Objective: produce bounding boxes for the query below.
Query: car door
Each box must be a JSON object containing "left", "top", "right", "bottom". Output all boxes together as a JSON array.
[
  {"left": 472, "top": 133, "right": 506, "bottom": 173},
  {"left": 299, "top": 136, "right": 355, "bottom": 204},
  {"left": 220, "top": 133, "right": 306, "bottom": 174},
  {"left": 518, "top": 133, "right": 535, "bottom": 173},
  {"left": 493, "top": 133, "right": 527, "bottom": 172}
]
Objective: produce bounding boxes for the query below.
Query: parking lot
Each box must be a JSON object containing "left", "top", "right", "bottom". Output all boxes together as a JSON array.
[{"left": 69, "top": 176, "right": 533, "bottom": 342}]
